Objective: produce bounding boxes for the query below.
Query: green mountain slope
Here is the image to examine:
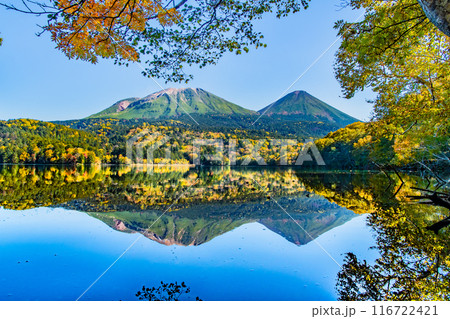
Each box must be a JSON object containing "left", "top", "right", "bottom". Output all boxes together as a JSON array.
[
  {"left": 88, "top": 88, "right": 256, "bottom": 119},
  {"left": 258, "top": 90, "right": 358, "bottom": 127}
]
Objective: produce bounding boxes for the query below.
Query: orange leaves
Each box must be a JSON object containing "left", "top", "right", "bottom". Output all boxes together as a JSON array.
[{"left": 48, "top": 0, "right": 181, "bottom": 63}]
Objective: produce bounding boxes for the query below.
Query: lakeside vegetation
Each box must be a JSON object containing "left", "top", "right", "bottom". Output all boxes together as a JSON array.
[
  {"left": 0, "top": 117, "right": 339, "bottom": 166},
  {"left": 1, "top": 118, "right": 447, "bottom": 174}
]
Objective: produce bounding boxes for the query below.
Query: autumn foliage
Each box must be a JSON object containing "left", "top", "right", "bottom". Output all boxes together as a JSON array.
[{"left": 46, "top": 0, "right": 180, "bottom": 63}]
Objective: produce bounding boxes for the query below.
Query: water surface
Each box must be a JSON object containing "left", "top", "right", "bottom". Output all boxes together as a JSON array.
[{"left": 0, "top": 166, "right": 445, "bottom": 300}]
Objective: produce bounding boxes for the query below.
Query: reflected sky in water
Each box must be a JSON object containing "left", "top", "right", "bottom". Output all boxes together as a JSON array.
[{"left": 0, "top": 207, "right": 376, "bottom": 301}]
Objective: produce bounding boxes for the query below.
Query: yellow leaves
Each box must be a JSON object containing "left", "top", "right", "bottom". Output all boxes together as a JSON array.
[
  {"left": 354, "top": 135, "right": 372, "bottom": 149},
  {"left": 45, "top": 149, "right": 54, "bottom": 160},
  {"left": 392, "top": 137, "right": 421, "bottom": 165},
  {"left": 19, "top": 152, "right": 29, "bottom": 162},
  {"left": 44, "top": 171, "right": 53, "bottom": 180}
]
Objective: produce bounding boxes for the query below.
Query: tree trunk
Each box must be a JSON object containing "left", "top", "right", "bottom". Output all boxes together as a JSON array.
[
  {"left": 417, "top": 0, "right": 450, "bottom": 37},
  {"left": 427, "top": 217, "right": 450, "bottom": 233}
]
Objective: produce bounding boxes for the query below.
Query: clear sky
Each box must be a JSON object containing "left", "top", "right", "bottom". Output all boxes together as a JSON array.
[{"left": 0, "top": 1, "right": 374, "bottom": 122}]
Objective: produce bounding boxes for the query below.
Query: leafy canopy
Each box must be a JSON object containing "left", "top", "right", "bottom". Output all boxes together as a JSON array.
[
  {"left": 335, "top": 0, "right": 450, "bottom": 166},
  {"left": 1, "top": 0, "right": 309, "bottom": 82}
]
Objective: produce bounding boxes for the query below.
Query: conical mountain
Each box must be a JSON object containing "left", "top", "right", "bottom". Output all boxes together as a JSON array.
[
  {"left": 258, "top": 90, "right": 358, "bottom": 127},
  {"left": 88, "top": 88, "right": 256, "bottom": 119}
]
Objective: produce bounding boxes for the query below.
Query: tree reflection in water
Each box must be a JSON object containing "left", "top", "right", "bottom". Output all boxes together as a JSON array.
[
  {"left": 136, "top": 282, "right": 201, "bottom": 301},
  {"left": 336, "top": 187, "right": 450, "bottom": 301}
]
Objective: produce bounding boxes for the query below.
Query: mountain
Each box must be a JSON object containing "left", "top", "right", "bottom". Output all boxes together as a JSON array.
[
  {"left": 258, "top": 90, "right": 358, "bottom": 127},
  {"left": 82, "top": 88, "right": 357, "bottom": 138},
  {"left": 88, "top": 88, "right": 256, "bottom": 119}
]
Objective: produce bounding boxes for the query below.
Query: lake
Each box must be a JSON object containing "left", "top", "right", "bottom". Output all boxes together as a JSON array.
[{"left": 0, "top": 165, "right": 447, "bottom": 300}]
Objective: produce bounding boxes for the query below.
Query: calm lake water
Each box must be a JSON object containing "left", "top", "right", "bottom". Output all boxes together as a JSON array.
[{"left": 0, "top": 165, "right": 446, "bottom": 300}]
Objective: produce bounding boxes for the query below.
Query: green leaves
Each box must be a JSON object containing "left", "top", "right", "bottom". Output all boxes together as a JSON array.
[{"left": 334, "top": 0, "right": 450, "bottom": 167}]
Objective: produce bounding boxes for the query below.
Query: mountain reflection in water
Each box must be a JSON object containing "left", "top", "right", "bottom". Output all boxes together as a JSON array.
[{"left": 0, "top": 165, "right": 362, "bottom": 246}]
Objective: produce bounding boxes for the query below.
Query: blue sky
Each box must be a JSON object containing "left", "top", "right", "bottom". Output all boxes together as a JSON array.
[{"left": 0, "top": 1, "right": 373, "bottom": 122}]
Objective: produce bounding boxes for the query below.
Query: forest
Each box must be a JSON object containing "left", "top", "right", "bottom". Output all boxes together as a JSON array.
[
  {"left": 0, "top": 117, "right": 447, "bottom": 176},
  {"left": 0, "top": 119, "right": 105, "bottom": 165}
]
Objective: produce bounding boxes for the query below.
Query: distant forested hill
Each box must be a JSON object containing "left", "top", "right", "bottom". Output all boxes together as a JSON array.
[
  {"left": 0, "top": 117, "right": 338, "bottom": 166},
  {"left": 0, "top": 119, "right": 106, "bottom": 164},
  {"left": 60, "top": 115, "right": 340, "bottom": 140}
]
